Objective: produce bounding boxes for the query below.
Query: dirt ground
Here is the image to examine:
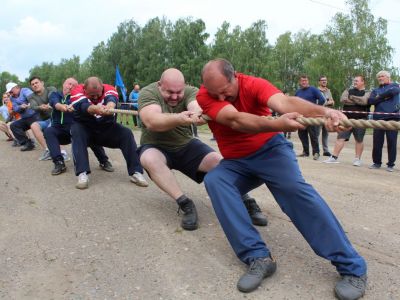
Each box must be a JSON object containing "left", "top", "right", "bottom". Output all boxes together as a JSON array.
[{"left": 0, "top": 130, "right": 399, "bottom": 300}]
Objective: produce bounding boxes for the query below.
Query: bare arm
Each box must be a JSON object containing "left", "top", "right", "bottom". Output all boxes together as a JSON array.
[
  {"left": 140, "top": 104, "right": 197, "bottom": 132},
  {"left": 268, "top": 93, "right": 347, "bottom": 132}
]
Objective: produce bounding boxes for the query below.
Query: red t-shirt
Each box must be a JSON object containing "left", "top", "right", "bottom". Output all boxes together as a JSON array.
[{"left": 197, "top": 73, "right": 281, "bottom": 159}]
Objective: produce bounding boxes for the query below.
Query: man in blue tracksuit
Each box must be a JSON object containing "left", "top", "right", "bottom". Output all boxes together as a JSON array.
[
  {"left": 44, "top": 78, "right": 109, "bottom": 176},
  {"left": 295, "top": 75, "right": 326, "bottom": 160},
  {"left": 368, "top": 70, "right": 400, "bottom": 172}
]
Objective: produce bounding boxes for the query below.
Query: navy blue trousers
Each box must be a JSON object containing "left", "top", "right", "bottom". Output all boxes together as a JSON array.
[
  {"left": 204, "top": 134, "right": 366, "bottom": 276},
  {"left": 71, "top": 122, "right": 142, "bottom": 176},
  {"left": 372, "top": 129, "right": 398, "bottom": 167},
  {"left": 44, "top": 125, "right": 108, "bottom": 164}
]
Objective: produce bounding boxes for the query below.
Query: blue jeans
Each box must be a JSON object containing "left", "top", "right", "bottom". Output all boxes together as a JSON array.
[{"left": 204, "top": 134, "right": 366, "bottom": 276}]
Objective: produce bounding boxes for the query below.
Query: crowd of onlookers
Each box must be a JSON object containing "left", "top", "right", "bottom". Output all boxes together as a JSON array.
[{"left": 292, "top": 70, "right": 400, "bottom": 172}]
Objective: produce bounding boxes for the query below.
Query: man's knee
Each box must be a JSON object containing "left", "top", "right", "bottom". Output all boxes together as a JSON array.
[{"left": 140, "top": 148, "right": 166, "bottom": 171}]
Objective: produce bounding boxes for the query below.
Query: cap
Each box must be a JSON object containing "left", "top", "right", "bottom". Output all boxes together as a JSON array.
[{"left": 6, "top": 82, "right": 18, "bottom": 93}]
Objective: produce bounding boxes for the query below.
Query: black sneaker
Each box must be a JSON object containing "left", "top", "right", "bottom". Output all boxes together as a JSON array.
[
  {"left": 334, "top": 274, "right": 367, "bottom": 300},
  {"left": 20, "top": 140, "right": 35, "bottom": 151},
  {"left": 177, "top": 198, "right": 198, "bottom": 231},
  {"left": 51, "top": 161, "right": 67, "bottom": 175},
  {"left": 243, "top": 198, "right": 268, "bottom": 226},
  {"left": 99, "top": 161, "right": 114, "bottom": 172},
  {"left": 323, "top": 151, "right": 332, "bottom": 157},
  {"left": 12, "top": 140, "right": 21, "bottom": 147},
  {"left": 297, "top": 152, "right": 309, "bottom": 157},
  {"left": 237, "top": 256, "right": 277, "bottom": 293}
]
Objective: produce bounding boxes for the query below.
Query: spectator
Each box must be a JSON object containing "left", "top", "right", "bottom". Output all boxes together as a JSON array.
[
  {"left": 0, "top": 93, "right": 14, "bottom": 141},
  {"left": 368, "top": 70, "right": 400, "bottom": 172},
  {"left": 324, "top": 75, "right": 370, "bottom": 166},
  {"left": 197, "top": 59, "right": 367, "bottom": 300},
  {"left": 295, "top": 75, "right": 326, "bottom": 160},
  {"left": 70, "top": 77, "right": 148, "bottom": 189},
  {"left": 318, "top": 76, "right": 335, "bottom": 156},
  {"left": 138, "top": 68, "right": 267, "bottom": 230},
  {"left": 128, "top": 84, "right": 141, "bottom": 127}
]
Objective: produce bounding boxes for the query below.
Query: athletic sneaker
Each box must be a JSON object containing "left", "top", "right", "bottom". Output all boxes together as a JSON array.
[
  {"left": 39, "top": 149, "right": 51, "bottom": 161},
  {"left": 130, "top": 172, "right": 149, "bottom": 187},
  {"left": 368, "top": 163, "right": 381, "bottom": 170},
  {"left": 386, "top": 166, "right": 394, "bottom": 172},
  {"left": 334, "top": 274, "right": 367, "bottom": 300},
  {"left": 76, "top": 172, "right": 89, "bottom": 189},
  {"left": 237, "top": 256, "right": 277, "bottom": 293},
  {"left": 313, "top": 153, "right": 320, "bottom": 161},
  {"left": 61, "top": 150, "right": 71, "bottom": 162},
  {"left": 352, "top": 158, "right": 362, "bottom": 167},
  {"left": 323, "top": 156, "right": 339, "bottom": 164}
]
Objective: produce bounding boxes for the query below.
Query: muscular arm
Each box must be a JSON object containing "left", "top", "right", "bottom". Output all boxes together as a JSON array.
[
  {"left": 140, "top": 104, "right": 195, "bottom": 132},
  {"left": 268, "top": 93, "right": 328, "bottom": 117}
]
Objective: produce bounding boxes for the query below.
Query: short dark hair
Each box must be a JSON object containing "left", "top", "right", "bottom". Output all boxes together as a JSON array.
[
  {"left": 299, "top": 75, "right": 308, "bottom": 80},
  {"left": 318, "top": 75, "right": 327, "bottom": 81},
  {"left": 29, "top": 76, "right": 42, "bottom": 84}
]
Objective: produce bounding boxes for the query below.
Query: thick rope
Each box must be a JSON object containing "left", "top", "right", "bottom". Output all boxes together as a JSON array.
[{"left": 107, "top": 108, "right": 400, "bottom": 130}]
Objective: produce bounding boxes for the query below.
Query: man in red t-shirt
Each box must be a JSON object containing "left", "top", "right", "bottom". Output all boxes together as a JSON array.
[{"left": 197, "top": 59, "right": 367, "bottom": 300}]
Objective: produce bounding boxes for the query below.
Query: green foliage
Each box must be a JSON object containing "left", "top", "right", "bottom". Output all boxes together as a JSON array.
[{"left": 2, "top": 0, "right": 393, "bottom": 100}]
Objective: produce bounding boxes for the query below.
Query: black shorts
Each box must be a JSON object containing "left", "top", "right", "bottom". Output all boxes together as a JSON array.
[{"left": 138, "top": 138, "right": 215, "bottom": 183}]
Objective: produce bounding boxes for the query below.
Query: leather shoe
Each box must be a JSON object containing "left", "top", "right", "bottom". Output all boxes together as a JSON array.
[
  {"left": 237, "top": 256, "right": 277, "bottom": 293},
  {"left": 177, "top": 198, "right": 198, "bottom": 231},
  {"left": 243, "top": 198, "right": 268, "bottom": 226}
]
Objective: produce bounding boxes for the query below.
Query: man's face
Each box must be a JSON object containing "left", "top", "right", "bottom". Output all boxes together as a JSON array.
[
  {"left": 158, "top": 81, "right": 185, "bottom": 107},
  {"left": 9, "top": 86, "right": 20, "bottom": 98},
  {"left": 299, "top": 78, "right": 309, "bottom": 88},
  {"left": 134, "top": 85, "right": 140, "bottom": 92},
  {"left": 30, "top": 79, "right": 45, "bottom": 94},
  {"left": 377, "top": 74, "right": 390, "bottom": 85},
  {"left": 84, "top": 86, "right": 103, "bottom": 101},
  {"left": 353, "top": 77, "right": 365, "bottom": 90},
  {"left": 63, "top": 79, "right": 78, "bottom": 95},
  {"left": 205, "top": 75, "right": 239, "bottom": 103},
  {"left": 319, "top": 77, "right": 328, "bottom": 88}
]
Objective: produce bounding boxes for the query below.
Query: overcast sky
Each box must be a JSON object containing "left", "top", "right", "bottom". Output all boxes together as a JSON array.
[{"left": 1, "top": 0, "right": 399, "bottom": 81}]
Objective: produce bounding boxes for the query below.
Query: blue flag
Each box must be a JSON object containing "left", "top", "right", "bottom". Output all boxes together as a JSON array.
[{"left": 115, "top": 65, "right": 127, "bottom": 102}]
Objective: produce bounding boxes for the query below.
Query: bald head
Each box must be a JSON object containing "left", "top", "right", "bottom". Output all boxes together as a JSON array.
[
  {"left": 63, "top": 77, "right": 78, "bottom": 95},
  {"left": 158, "top": 68, "right": 186, "bottom": 107},
  {"left": 84, "top": 77, "right": 104, "bottom": 100},
  {"left": 201, "top": 59, "right": 238, "bottom": 102}
]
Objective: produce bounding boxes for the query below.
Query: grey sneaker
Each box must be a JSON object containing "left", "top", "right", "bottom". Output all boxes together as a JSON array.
[
  {"left": 313, "top": 153, "right": 320, "bottom": 160},
  {"left": 99, "top": 161, "right": 114, "bottom": 172},
  {"left": 237, "top": 256, "right": 277, "bottom": 293},
  {"left": 76, "top": 172, "right": 89, "bottom": 189},
  {"left": 39, "top": 149, "right": 51, "bottom": 161},
  {"left": 130, "top": 172, "right": 149, "bottom": 187},
  {"left": 368, "top": 163, "right": 381, "bottom": 170},
  {"left": 386, "top": 166, "right": 394, "bottom": 172},
  {"left": 334, "top": 274, "right": 367, "bottom": 300}
]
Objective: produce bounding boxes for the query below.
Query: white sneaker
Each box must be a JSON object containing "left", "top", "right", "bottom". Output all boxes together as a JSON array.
[
  {"left": 76, "top": 172, "right": 89, "bottom": 189},
  {"left": 61, "top": 150, "right": 71, "bottom": 162},
  {"left": 353, "top": 158, "right": 362, "bottom": 167},
  {"left": 323, "top": 156, "right": 339, "bottom": 164},
  {"left": 130, "top": 172, "right": 149, "bottom": 187}
]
